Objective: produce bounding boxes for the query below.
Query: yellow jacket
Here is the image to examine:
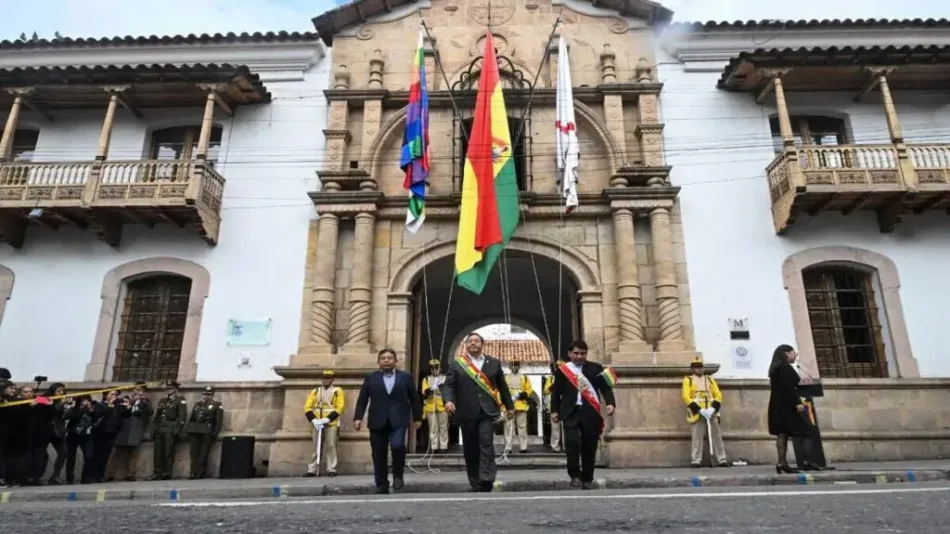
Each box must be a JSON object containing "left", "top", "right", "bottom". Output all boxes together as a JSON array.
[
  {"left": 422, "top": 375, "right": 445, "bottom": 414},
  {"left": 543, "top": 376, "right": 553, "bottom": 395},
  {"left": 506, "top": 373, "right": 534, "bottom": 412},
  {"left": 304, "top": 386, "right": 345, "bottom": 428},
  {"left": 682, "top": 375, "right": 722, "bottom": 424}
]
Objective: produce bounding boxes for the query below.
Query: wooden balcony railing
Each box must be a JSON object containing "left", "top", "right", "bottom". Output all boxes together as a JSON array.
[
  {"left": 768, "top": 142, "right": 950, "bottom": 234},
  {"left": 0, "top": 159, "right": 224, "bottom": 247}
]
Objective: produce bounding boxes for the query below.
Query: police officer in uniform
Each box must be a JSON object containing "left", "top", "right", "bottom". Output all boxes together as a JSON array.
[
  {"left": 422, "top": 359, "right": 448, "bottom": 453},
  {"left": 503, "top": 360, "right": 533, "bottom": 454},
  {"left": 543, "top": 369, "right": 561, "bottom": 452},
  {"left": 149, "top": 379, "right": 187, "bottom": 480},
  {"left": 187, "top": 386, "right": 223, "bottom": 479},
  {"left": 304, "top": 370, "right": 345, "bottom": 476}
]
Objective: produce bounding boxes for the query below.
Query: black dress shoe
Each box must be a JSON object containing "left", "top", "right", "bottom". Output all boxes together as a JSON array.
[
  {"left": 393, "top": 478, "right": 405, "bottom": 490},
  {"left": 374, "top": 486, "right": 389, "bottom": 495},
  {"left": 303, "top": 472, "right": 316, "bottom": 478},
  {"left": 569, "top": 478, "right": 581, "bottom": 488},
  {"left": 479, "top": 481, "right": 494, "bottom": 492},
  {"left": 581, "top": 481, "right": 593, "bottom": 490},
  {"left": 718, "top": 462, "right": 731, "bottom": 468},
  {"left": 690, "top": 463, "right": 701, "bottom": 468}
]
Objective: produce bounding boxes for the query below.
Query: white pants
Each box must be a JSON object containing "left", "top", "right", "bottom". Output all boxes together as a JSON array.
[
  {"left": 307, "top": 425, "right": 339, "bottom": 474},
  {"left": 427, "top": 411, "right": 449, "bottom": 450},
  {"left": 691, "top": 417, "right": 727, "bottom": 465},
  {"left": 504, "top": 411, "right": 528, "bottom": 451}
]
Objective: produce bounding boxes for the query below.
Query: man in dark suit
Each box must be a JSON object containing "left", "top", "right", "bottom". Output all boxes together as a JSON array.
[
  {"left": 551, "top": 339, "right": 616, "bottom": 490},
  {"left": 442, "top": 332, "right": 514, "bottom": 492},
  {"left": 354, "top": 348, "right": 422, "bottom": 494}
]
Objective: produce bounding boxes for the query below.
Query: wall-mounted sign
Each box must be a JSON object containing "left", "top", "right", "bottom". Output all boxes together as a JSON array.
[
  {"left": 732, "top": 345, "right": 752, "bottom": 369},
  {"left": 226, "top": 319, "right": 272, "bottom": 347}
]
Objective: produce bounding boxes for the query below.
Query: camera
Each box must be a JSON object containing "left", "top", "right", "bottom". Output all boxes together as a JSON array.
[{"left": 34, "top": 375, "right": 48, "bottom": 383}]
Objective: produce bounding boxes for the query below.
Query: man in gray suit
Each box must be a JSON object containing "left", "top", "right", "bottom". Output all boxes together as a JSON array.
[{"left": 442, "top": 332, "right": 514, "bottom": 492}]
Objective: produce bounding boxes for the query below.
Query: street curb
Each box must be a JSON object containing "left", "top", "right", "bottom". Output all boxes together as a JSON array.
[{"left": 2, "top": 469, "right": 947, "bottom": 503}]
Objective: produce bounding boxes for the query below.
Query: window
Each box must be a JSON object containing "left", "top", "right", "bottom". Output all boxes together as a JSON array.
[
  {"left": 459, "top": 117, "right": 529, "bottom": 191},
  {"left": 802, "top": 266, "right": 888, "bottom": 378},
  {"left": 770, "top": 115, "right": 848, "bottom": 154},
  {"left": 112, "top": 275, "right": 193, "bottom": 381},
  {"left": 11, "top": 129, "right": 39, "bottom": 161},
  {"left": 150, "top": 126, "right": 222, "bottom": 162}
]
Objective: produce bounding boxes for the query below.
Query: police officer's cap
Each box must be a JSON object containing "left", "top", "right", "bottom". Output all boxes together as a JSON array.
[
  {"left": 690, "top": 356, "right": 704, "bottom": 367},
  {"left": 203, "top": 385, "right": 214, "bottom": 393},
  {"left": 429, "top": 359, "right": 440, "bottom": 366},
  {"left": 164, "top": 379, "right": 181, "bottom": 389},
  {"left": 322, "top": 370, "right": 335, "bottom": 378}
]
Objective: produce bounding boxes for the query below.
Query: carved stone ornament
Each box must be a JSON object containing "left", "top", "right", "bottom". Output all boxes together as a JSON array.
[
  {"left": 470, "top": 0, "right": 514, "bottom": 26},
  {"left": 356, "top": 26, "right": 375, "bottom": 40},
  {"left": 608, "top": 17, "right": 630, "bottom": 34},
  {"left": 472, "top": 32, "right": 512, "bottom": 57}
]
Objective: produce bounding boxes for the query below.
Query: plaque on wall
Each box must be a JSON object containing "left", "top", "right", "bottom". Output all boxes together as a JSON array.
[{"left": 226, "top": 319, "right": 272, "bottom": 347}]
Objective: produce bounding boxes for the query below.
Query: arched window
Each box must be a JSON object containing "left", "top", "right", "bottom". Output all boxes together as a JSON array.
[
  {"left": 459, "top": 116, "right": 529, "bottom": 191},
  {"left": 11, "top": 129, "right": 39, "bottom": 161},
  {"left": 802, "top": 265, "right": 888, "bottom": 378},
  {"left": 112, "top": 274, "right": 193, "bottom": 381},
  {"left": 769, "top": 115, "right": 848, "bottom": 154}
]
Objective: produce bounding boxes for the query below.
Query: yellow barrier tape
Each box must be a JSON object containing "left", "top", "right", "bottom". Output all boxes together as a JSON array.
[{"left": 0, "top": 381, "right": 165, "bottom": 408}]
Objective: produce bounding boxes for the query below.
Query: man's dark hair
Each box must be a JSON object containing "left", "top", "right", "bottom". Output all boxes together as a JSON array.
[
  {"left": 0, "top": 367, "right": 10, "bottom": 380},
  {"left": 378, "top": 348, "right": 398, "bottom": 359},
  {"left": 568, "top": 340, "right": 589, "bottom": 352},
  {"left": 466, "top": 332, "right": 485, "bottom": 343}
]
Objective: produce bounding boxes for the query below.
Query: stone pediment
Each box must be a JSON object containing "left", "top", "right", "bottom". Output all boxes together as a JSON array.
[{"left": 311, "top": 0, "right": 673, "bottom": 45}]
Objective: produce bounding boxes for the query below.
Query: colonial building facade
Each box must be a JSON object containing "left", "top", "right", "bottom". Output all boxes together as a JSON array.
[
  {"left": 2, "top": 8, "right": 950, "bottom": 478},
  {"left": 0, "top": 32, "right": 328, "bottom": 383}
]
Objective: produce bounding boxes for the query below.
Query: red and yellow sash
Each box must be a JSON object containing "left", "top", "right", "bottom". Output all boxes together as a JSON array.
[
  {"left": 456, "top": 356, "right": 502, "bottom": 408},
  {"left": 558, "top": 362, "right": 604, "bottom": 432}
]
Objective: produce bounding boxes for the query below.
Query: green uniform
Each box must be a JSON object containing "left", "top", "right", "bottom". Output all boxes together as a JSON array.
[
  {"left": 151, "top": 394, "right": 188, "bottom": 479},
  {"left": 187, "top": 399, "right": 224, "bottom": 479}
]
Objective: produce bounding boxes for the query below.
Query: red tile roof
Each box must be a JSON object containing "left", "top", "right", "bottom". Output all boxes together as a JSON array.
[
  {"left": 457, "top": 340, "right": 552, "bottom": 364},
  {"left": 672, "top": 18, "right": 950, "bottom": 32},
  {"left": 0, "top": 31, "right": 319, "bottom": 50}
]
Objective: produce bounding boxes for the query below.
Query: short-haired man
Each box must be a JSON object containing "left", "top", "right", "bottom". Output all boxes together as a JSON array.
[
  {"left": 551, "top": 340, "right": 616, "bottom": 489},
  {"left": 354, "top": 349, "right": 422, "bottom": 494},
  {"left": 442, "top": 332, "right": 515, "bottom": 492}
]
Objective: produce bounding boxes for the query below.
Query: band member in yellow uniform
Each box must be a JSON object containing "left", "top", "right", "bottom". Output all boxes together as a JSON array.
[
  {"left": 543, "top": 370, "right": 561, "bottom": 452},
  {"left": 682, "top": 357, "right": 729, "bottom": 468},
  {"left": 422, "top": 359, "right": 449, "bottom": 453},
  {"left": 503, "top": 360, "right": 533, "bottom": 454},
  {"left": 304, "top": 370, "right": 345, "bottom": 476}
]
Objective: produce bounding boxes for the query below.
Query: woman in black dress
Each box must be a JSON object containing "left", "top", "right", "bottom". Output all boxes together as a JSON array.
[{"left": 768, "top": 344, "right": 811, "bottom": 474}]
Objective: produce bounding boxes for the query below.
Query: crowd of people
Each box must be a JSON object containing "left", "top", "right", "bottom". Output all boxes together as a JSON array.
[{"left": 0, "top": 369, "right": 223, "bottom": 488}]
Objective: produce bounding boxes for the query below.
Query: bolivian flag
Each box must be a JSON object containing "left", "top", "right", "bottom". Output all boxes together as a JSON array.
[{"left": 454, "top": 32, "right": 520, "bottom": 295}]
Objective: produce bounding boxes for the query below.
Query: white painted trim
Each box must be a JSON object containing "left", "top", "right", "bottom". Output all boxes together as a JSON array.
[
  {"left": 0, "top": 41, "right": 325, "bottom": 81},
  {"left": 659, "top": 27, "right": 950, "bottom": 65}
]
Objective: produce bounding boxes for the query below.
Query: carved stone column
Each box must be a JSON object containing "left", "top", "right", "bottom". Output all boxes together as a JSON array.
[
  {"left": 294, "top": 212, "right": 340, "bottom": 364},
  {"left": 611, "top": 209, "right": 651, "bottom": 354},
  {"left": 344, "top": 211, "right": 376, "bottom": 350},
  {"left": 423, "top": 36, "right": 438, "bottom": 91},
  {"left": 0, "top": 89, "right": 28, "bottom": 161},
  {"left": 649, "top": 206, "right": 685, "bottom": 352},
  {"left": 369, "top": 50, "right": 384, "bottom": 88},
  {"left": 635, "top": 59, "right": 664, "bottom": 170},
  {"left": 324, "top": 66, "right": 352, "bottom": 175},
  {"left": 600, "top": 45, "right": 627, "bottom": 166}
]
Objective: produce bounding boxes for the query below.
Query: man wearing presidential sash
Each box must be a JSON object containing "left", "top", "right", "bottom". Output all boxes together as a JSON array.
[
  {"left": 551, "top": 340, "right": 616, "bottom": 489},
  {"left": 442, "top": 332, "right": 515, "bottom": 492}
]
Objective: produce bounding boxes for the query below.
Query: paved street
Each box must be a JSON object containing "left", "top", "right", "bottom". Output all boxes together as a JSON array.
[{"left": 3, "top": 482, "right": 949, "bottom": 533}]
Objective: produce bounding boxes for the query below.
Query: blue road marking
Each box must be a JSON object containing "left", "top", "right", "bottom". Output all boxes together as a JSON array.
[{"left": 169, "top": 489, "right": 179, "bottom": 501}]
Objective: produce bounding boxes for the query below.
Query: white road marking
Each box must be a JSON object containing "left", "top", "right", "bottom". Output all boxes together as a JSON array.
[{"left": 155, "top": 486, "right": 950, "bottom": 508}]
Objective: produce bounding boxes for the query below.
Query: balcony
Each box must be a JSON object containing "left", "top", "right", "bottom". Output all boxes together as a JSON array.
[
  {"left": 768, "top": 144, "right": 950, "bottom": 233},
  {"left": 0, "top": 159, "right": 224, "bottom": 246}
]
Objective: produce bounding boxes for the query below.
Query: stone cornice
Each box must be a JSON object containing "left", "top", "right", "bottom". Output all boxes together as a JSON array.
[
  {"left": 323, "top": 86, "right": 663, "bottom": 107},
  {"left": 0, "top": 41, "right": 326, "bottom": 82},
  {"left": 309, "top": 191, "right": 383, "bottom": 214}
]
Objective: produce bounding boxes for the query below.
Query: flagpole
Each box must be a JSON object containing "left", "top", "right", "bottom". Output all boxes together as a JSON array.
[
  {"left": 510, "top": 14, "right": 562, "bottom": 155},
  {"left": 419, "top": 20, "right": 469, "bottom": 146}
]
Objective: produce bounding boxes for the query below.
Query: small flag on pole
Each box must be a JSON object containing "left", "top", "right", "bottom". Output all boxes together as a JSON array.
[
  {"left": 401, "top": 29, "right": 431, "bottom": 233},
  {"left": 555, "top": 33, "right": 579, "bottom": 213}
]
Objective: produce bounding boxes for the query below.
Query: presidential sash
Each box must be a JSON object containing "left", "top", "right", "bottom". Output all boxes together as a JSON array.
[
  {"left": 455, "top": 356, "right": 502, "bottom": 408},
  {"left": 558, "top": 362, "right": 605, "bottom": 432}
]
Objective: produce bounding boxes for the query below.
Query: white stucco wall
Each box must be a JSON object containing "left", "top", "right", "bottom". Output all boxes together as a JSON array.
[
  {"left": 0, "top": 45, "right": 329, "bottom": 382},
  {"left": 657, "top": 49, "right": 950, "bottom": 379}
]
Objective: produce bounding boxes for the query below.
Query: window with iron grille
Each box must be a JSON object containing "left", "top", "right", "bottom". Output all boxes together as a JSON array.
[
  {"left": 803, "top": 266, "right": 888, "bottom": 378},
  {"left": 112, "top": 275, "right": 192, "bottom": 381}
]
